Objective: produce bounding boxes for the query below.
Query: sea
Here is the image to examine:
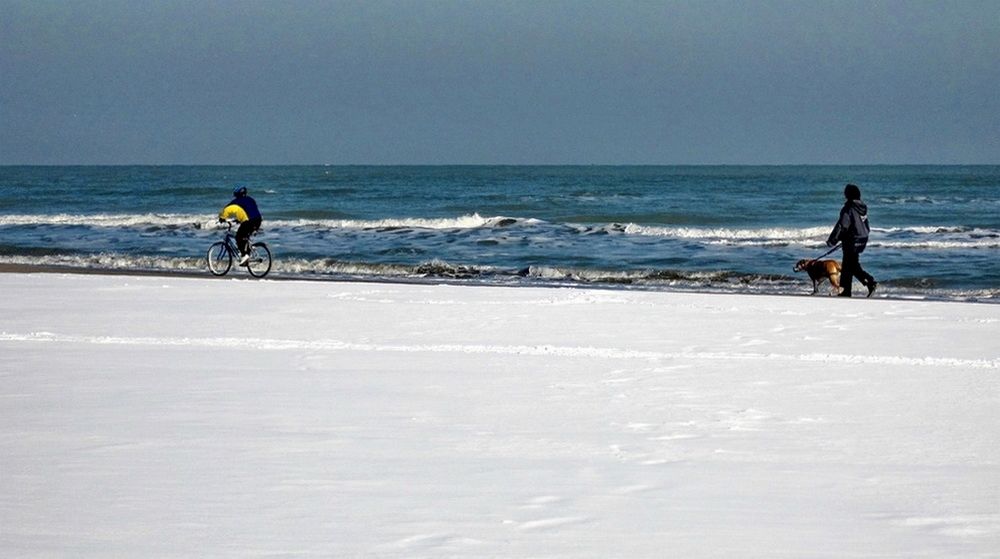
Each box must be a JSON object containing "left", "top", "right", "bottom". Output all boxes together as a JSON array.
[{"left": 1, "top": 165, "right": 998, "bottom": 302}]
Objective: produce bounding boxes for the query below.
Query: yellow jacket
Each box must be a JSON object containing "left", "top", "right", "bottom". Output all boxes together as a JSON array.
[
  {"left": 218, "top": 196, "right": 261, "bottom": 223},
  {"left": 219, "top": 203, "right": 251, "bottom": 222}
]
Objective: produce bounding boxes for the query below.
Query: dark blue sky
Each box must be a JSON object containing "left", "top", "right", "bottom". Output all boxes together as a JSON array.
[{"left": 2, "top": 0, "right": 998, "bottom": 164}]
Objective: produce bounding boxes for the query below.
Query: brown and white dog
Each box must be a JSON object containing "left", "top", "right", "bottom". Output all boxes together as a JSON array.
[{"left": 793, "top": 259, "right": 842, "bottom": 295}]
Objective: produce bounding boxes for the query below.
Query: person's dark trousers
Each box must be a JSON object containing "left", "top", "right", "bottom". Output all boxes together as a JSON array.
[
  {"left": 236, "top": 217, "right": 262, "bottom": 255},
  {"left": 840, "top": 242, "right": 873, "bottom": 296}
]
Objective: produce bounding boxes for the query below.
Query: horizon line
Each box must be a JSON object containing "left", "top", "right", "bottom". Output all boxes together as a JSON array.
[{"left": 3, "top": 162, "right": 999, "bottom": 167}]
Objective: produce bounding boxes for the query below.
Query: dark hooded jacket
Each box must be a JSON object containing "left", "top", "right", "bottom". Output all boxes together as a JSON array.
[
  {"left": 828, "top": 199, "right": 870, "bottom": 252},
  {"left": 219, "top": 195, "right": 262, "bottom": 222}
]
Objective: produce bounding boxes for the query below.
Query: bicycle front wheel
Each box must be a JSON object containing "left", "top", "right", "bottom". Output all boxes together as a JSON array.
[
  {"left": 207, "top": 241, "right": 233, "bottom": 276},
  {"left": 246, "top": 242, "right": 272, "bottom": 278}
]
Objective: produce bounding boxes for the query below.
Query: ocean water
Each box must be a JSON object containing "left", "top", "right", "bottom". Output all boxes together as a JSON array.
[{"left": 1, "top": 165, "right": 998, "bottom": 301}]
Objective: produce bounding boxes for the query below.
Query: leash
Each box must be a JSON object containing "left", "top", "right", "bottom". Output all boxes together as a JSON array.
[
  {"left": 795, "top": 243, "right": 843, "bottom": 272},
  {"left": 813, "top": 242, "right": 842, "bottom": 260}
]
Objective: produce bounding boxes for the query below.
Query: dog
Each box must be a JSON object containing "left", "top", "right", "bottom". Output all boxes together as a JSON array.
[{"left": 793, "top": 259, "right": 842, "bottom": 295}]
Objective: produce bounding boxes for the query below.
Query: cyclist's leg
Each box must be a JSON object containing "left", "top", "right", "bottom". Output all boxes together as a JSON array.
[
  {"left": 236, "top": 221, "right": 253, "bottom": 255},
  {"left": 246, "top": 217, "right": 263, "bottom": 253}
]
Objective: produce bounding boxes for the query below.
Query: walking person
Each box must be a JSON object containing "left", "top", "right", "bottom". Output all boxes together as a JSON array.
[
  {"left": 219, "top": 185, "right": 263, "bottom": 265},
  {"left": 828, "top": 183, "right": 877, "bottom": 297}
]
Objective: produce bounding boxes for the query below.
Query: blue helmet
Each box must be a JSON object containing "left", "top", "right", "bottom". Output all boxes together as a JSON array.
[{"left": 233, "top": 185, "right": 248, "bottom": 198}]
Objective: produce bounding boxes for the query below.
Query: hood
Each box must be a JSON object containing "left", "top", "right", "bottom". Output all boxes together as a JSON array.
[{"left": 847, "top": 199, "right": 868, "bottom": 216}]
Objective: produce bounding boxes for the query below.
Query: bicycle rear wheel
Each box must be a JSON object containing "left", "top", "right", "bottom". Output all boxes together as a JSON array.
[
  {"left": 207, "top": 241, "right": 233, "bottom": 276},
  {"left": 246, "top": 242, "right": 272, "bottom": 278}
]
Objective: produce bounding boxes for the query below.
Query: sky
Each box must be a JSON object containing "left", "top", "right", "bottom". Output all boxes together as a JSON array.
[{"left": 1, "top": 0, "right": 998, "bottom": 165}]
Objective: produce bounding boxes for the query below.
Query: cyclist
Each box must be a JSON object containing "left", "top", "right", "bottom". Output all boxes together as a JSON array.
[{"left": 218, "top": 185, "right": 263, "bottom": 265}]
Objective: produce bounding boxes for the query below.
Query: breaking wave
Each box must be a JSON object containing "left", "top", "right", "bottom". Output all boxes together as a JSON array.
[
  {"left": 3, "top": 213, "right": 998, "bottom": 247},
  {"left": 0, "top": 212, "right": 531, "bottom": 231},
  {"left": 623, "top": 224, "right": 831, "bottom": 240},
  {"left": 622, "top": 223, "right": 1000, "bottom": 248},
  {"left": 0, "top": 213, "right": 215, "bottom": 229}
]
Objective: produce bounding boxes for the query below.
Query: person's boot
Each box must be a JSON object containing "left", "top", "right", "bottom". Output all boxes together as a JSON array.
[{"left": 866, "top": 279, "right": 878, "bottom": 298}]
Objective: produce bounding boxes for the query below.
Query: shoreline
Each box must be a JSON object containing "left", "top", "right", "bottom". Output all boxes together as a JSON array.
[{"left": 4, "top": 262, "right": 998, "bottom": 305}]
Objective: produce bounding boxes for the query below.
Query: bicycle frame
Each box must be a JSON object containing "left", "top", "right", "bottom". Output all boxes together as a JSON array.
[
  {"left": 218, "top": 220, "right": 252, "bottom": 257},
  {"left": 220, "top": 227, "right": 240, "bottom": 258}
]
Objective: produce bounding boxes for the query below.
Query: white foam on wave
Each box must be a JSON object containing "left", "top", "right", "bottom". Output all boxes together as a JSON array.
[
  {"left": 710, "top": 238, "right": 1000, "bottom": 249},
  {"left": 276, "top": 257, "right": 413, "bottom": 277},
  {"left": 0, "top": 212, "right": 531, "bottom": 231},
  {"left": 624, "top": 224, "right": 831, "bottom": 241},
  {"left": 279, "top": 213, "right": 523, "bottom": 230},
  {"left": 0, "top": 253, "right": 203, "bottom": 271},
  {"left": 623, "top": 223, "right": 1000, "bottom": 247},
  {"left": 5, "top": 213, "right": 996, "bottom": 242},
  {"left": 875, "top": 240, "right": 1000, "bottom": 249},
  {"left": 878, "top": 226, "right": 973, "bottom": 234},
  {"left": 0, "top": 213, "right": 215, "bottom": 228}
]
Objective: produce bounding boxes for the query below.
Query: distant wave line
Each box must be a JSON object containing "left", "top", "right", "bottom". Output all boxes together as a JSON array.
[
  {"left": 0, "top": 212, "right": 523, "bottom": 231},
  {"left": 2, "top": 213, "right": 995, "bottom": 242}
]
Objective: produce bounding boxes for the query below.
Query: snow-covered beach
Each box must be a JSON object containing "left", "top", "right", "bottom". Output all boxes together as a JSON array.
[{"left": 2, "top": 272, "right": 998, "bottom": 557}]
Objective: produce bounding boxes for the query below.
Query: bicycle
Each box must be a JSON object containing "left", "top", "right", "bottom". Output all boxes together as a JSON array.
[{"left": 206, "top": 221, "right": 272, "bottom": 278}]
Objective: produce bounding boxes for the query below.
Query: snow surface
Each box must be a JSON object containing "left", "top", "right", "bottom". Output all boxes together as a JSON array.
[{"left": 1, "top": 273, "right": 998, "bottom": 557}]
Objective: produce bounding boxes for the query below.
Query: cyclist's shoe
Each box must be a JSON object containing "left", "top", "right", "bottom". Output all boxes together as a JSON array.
[{"left": 239, "top": 254, "right": 250, "bottom": 266}]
